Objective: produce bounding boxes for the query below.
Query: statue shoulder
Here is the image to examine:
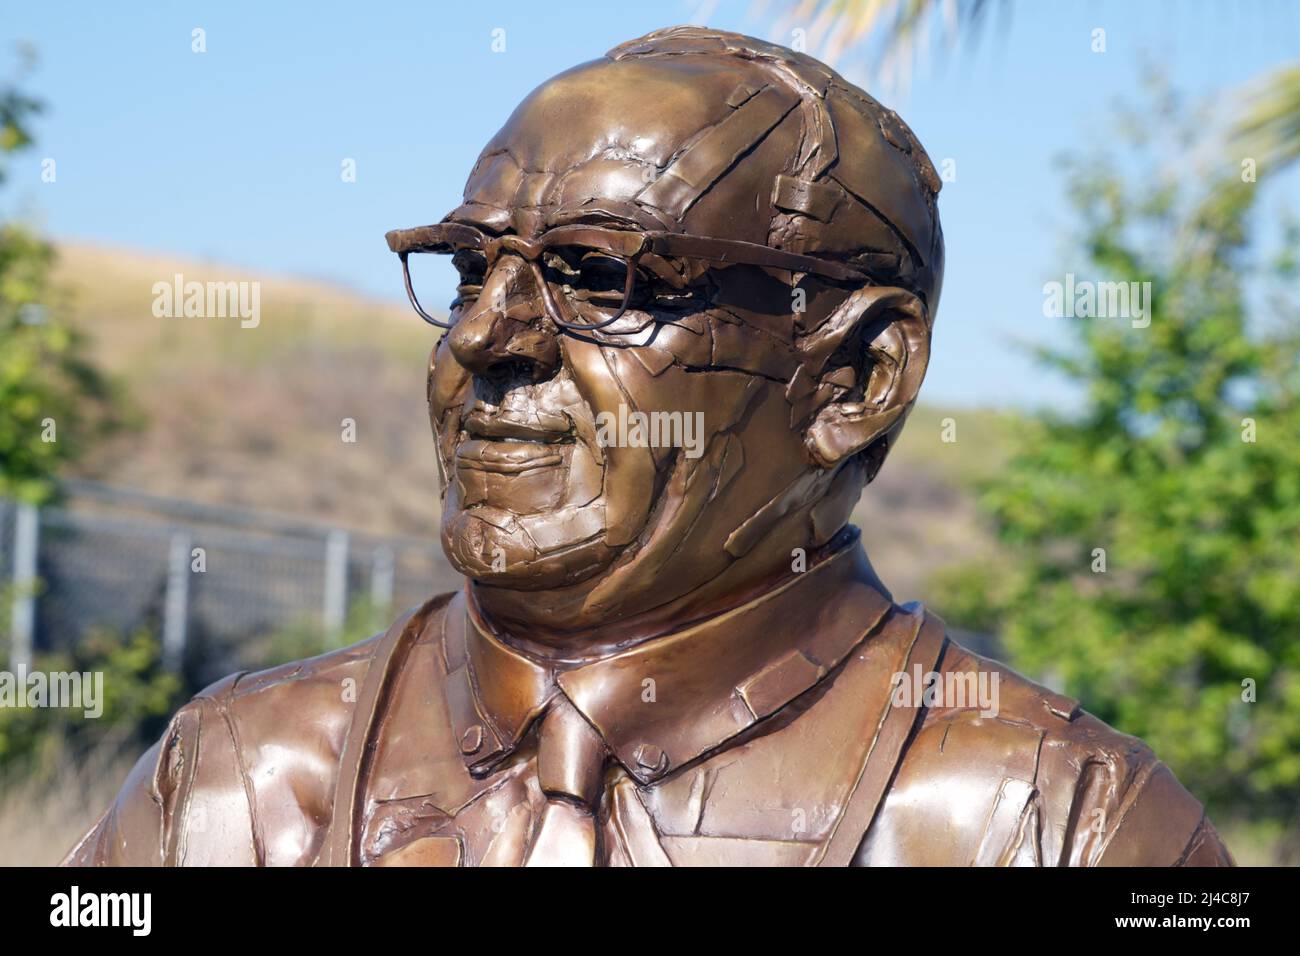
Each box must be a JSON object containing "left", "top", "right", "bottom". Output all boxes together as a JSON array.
[
  {"left": 857, "top": 630, "right": 1234, "bottom": 866},
  {"left": 62, "top": 593, "right": 458, "bottom": 867}
]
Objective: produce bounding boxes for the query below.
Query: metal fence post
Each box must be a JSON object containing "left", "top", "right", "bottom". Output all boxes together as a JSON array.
[
  {"left": 162, "top": 529, "right": 192, "bottom": 671},
  {"left": 323, "top": 530, "right": 349, "bottom": 645},
  {"left": 370, "top": 545, "right": 395, "bottom": 622},
  {"left": 10, "top": 502, "right": 39, "bottom": 671}
]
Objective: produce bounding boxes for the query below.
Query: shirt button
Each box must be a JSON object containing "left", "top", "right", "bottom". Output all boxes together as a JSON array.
[
  {"left": 634, "top": 743, "right": 669, "bottom": 779},
  {"left": 460, "top": 724, "right": 485, "bottom": 755}
]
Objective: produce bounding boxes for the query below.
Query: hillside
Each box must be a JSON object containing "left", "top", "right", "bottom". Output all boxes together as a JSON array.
[
  {"left": 52, "top": 242, "right": 444, "bottom": 538},
  {"left": 50, "top": 242, "right": 1001, "bottom": 603}
]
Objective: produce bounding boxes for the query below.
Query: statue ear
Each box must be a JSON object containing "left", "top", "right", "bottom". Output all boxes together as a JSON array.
[{"left": 798, "top": 286, "right": 931, "bottom": 468}]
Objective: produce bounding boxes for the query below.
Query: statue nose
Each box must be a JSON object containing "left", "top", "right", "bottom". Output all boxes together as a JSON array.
[{"left": 447, "top": 258, "right": 559, "bottom": 378}]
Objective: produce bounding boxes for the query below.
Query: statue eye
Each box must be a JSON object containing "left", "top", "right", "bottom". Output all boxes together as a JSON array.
[
  {"left": 452, "top": 249, "right": 487, "bottom": 290},
  {"left": 576, "top": 254, "right": 630, "bottom": 298},
  {"left": 541, "top": 248, "right": 629, "bottom": 303},
  {"left": 446, "top": 250, "right": 487, "bottom": 311}
]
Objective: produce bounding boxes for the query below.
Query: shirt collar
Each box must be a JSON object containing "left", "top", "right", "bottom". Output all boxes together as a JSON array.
[{"left": 441, "top": 532, "right": 894, "bottom": 785}]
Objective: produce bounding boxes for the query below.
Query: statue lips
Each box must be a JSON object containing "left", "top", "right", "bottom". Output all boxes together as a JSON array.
[
  {"left": 457, "top": 406, "right": 573, "bottom": 475},
  {"left": 455, "top": 440, "right": 563, "bottom": 474},
  {"left": 462, "top": 405, "right": 572, "bottom": 443}
]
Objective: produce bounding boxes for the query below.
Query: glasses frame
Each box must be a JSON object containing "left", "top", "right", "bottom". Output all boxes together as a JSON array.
[{"left": 386, "top": 221, "right": 875, "bottom": 331}]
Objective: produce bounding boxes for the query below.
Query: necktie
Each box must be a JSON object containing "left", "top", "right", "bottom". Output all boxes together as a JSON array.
[{"left": 523, "top": 695, "right": 608, "bottom": 866}]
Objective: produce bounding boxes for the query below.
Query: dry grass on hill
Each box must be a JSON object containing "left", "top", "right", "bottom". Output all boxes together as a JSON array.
[{"left": 52, "top": 242, "right": 443, "bottom": 538}]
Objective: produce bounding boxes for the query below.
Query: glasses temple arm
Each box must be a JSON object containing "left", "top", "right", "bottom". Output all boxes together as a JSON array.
[
  {"left": 400, "top": 252, "right": 455, "bottom": 330},
  {"left": 646, "top": 234, "right": 870, "bottom": 282}
]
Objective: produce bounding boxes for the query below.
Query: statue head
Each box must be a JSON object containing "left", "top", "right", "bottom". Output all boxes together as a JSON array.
[{"left": 387, "top": 26, "right": 943, "bottom": 647}]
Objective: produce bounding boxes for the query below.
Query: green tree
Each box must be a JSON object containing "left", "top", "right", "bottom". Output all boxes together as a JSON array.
[
  {"left": 0, "top": 48, "right": 115, "bottom": 504},
  {"left": 0, "top": 628, "right": 182, "bottom": 769},
  {"left": 935, "top": 88, "right": 1300, "bottom": 856}
]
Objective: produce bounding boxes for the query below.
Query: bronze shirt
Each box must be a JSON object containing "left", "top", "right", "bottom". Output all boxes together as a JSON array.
[{"left": 64, "top": 539, "right": 1232, "bottom": 867}]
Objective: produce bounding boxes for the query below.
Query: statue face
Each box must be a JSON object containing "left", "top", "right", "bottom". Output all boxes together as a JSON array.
[
  {"left": 430, "top": 274, "right": 824, "bottom": 595},
  {"left": 404, "top": 50, "right": 940, "bottom": 634}
]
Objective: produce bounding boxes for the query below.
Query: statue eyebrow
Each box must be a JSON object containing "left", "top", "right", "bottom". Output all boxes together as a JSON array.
[
  {"left": 442, "top": 202, "right": 510, "bottom": 236},
  {"left": 445, "top": 210, "right": 647, "bottom": 240},
  {"left": 443, "top": 217, "right": 501, "bottom": 238},
  {"left": 545, "top": 209, "right": 646, "bottom": 232}
]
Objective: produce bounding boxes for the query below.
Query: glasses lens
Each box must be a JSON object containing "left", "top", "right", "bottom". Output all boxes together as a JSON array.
[
  {"left": 541, "top": 246, "right": 636, "bottom": 326},
  {"left": 405, "top": 246, "right": 488, "bottom": 323}
]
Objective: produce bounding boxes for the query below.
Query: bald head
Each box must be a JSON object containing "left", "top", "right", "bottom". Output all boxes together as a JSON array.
[{"left": 449, "top": 26, "right": 944, "bottom": 310}]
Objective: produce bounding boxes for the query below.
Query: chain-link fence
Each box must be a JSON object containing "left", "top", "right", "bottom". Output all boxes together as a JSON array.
[{"left": 1, "top": 482, "right": 460, "bottom": 684}]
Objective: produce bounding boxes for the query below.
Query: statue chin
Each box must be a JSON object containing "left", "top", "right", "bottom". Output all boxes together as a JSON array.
[{"left": 441, "top": 505, "right": 618, "bottom": 591}]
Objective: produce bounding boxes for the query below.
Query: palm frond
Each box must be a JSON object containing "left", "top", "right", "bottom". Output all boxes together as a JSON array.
[
  {"left": 1234, "top": 64, "right": 1300, "bottom": 171},
  {"left": 776, "top": 0, "right": 995, "bottom": 91}
]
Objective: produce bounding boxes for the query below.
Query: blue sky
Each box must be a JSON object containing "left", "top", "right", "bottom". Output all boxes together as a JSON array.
[{"left": 3, "top": 0, "right": 1298, "bottom": 407}]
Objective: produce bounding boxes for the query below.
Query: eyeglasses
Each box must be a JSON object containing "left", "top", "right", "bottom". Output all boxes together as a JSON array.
[{"left": 385, "top": 221, "right": 878, "bottom": 331}]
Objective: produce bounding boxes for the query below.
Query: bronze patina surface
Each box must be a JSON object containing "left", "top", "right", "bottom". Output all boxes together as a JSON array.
[{"left": 66, "top": 26, "right": 1232, "bottom": 867}]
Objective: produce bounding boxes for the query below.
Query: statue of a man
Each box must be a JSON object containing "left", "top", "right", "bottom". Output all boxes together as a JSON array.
[{"left": 67, "top": 27, "right": 1232, "bottom": 867}]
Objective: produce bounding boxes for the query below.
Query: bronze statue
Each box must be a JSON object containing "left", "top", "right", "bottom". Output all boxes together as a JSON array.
[{"left": 65, "top": 26, "right": 1232, "bottom": 867}]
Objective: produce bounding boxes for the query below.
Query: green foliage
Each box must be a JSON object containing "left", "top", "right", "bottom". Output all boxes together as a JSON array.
[
  {"left": 0, "top": 629, "right": 183, "bottom": 771},
  {"left": 935, "top": 87, "right": 1300, "bottom": 844},
  {"left": 0, "top": 227, "right": 120, "bottom": 503},
  {"left": 0, "top": 49, "right": 119, "bottom": 503},
  {"left": 0, "top": 43, "right": 42, "bottom": 182},
  {"left": 256, "top": 596, "right": 388, "bottom": 669}
]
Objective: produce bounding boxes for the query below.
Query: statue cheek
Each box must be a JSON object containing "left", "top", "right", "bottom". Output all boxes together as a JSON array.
[
  {"left": 428, "top": 337, "right": 473, "bottom": 478},
  {"left": 560, "top": 338, "right": 658, "bottom": 548},
  {"left": 428, "top": 338, "right": 472, "bottom": 418}
]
